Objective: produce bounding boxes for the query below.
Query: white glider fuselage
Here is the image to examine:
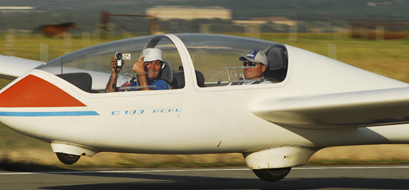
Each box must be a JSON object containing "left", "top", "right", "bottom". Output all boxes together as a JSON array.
[
  {"left": 2, "top": 45, "right": 408, "bottom": 153},
  {"left": 1, "top": 34, "right": 409, "bottom": 175}
]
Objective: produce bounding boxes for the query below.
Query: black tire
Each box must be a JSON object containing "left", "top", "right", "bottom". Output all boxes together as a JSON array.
[
  {"left": 56, "top": 153, "right": 80, "bottom": 165},
  {"left": 252, "top": 167, "right": 291, "bottom": 182}
]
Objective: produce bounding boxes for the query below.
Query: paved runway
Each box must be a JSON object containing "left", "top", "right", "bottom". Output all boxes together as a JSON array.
[{"left": 1, "top": 166, "right": 409, "bottom": 190}]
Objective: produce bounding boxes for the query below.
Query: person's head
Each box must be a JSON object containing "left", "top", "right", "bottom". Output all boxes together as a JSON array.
[
  {"left": 142, "top": 48, "right": 163, "bottom": 80},
  {"left": 239, "top": 50, "right": 268, "bottom": 80}
]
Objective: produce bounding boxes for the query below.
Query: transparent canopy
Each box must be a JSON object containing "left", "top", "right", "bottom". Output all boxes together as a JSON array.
[
  {"left": 37, "top": 34, "right": 288, "bottom": 92},
  {"left": 176, "top": 34, "right": 287, "bottom": 86}
]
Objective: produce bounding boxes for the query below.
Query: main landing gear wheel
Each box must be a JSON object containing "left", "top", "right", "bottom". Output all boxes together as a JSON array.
[
  {"left": 56, "top": 153, "right": 80, "bottom": 165},
  {"left": 252, "top": 167, "right": 291, "bottom": 182}
]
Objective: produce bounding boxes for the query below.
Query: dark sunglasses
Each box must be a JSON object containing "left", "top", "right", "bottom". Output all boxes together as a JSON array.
[{"left": 243, "top": 61, "right": 257, "bottom": 67}]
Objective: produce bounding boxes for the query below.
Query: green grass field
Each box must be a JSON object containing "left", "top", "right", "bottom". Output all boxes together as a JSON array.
[{"left": 1, "top": 33, "right": 409, "bottom": 170}]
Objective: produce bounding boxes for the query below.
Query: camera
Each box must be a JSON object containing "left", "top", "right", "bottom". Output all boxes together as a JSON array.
[{"left": 115, "top": 52, "right": 123, "bottom": 70}]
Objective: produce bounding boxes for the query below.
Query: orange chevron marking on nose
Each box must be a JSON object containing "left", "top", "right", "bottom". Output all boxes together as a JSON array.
[{"left": 0, "top": 74, "right": 86, "bottom": 107}]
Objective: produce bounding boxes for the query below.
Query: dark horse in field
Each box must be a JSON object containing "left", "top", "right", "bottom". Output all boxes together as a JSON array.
[{"left": 33, "top": 22, "right": 77, "bottom": 37}]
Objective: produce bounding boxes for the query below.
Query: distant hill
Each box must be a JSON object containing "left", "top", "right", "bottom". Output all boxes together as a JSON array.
[{"left": 2, "top": 0, "right": 409, "bottom": 19}]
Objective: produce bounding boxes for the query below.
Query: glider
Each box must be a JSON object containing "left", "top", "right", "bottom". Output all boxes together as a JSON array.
[{"left": 1, "top": 34, "right": 408, "bottom": 181}]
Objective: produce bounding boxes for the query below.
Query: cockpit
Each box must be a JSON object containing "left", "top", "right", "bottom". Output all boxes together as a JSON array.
[{"left": 36, "top": 34, "right": 288, "bottom": 92}]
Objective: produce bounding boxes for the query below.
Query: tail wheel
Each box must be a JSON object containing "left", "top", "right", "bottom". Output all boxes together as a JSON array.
[
  {"left": 56, "top": 153, "right": 80, "bottom": 165},
  {"left": 252, "top": 167, "right": 291, "bottom": 182}
]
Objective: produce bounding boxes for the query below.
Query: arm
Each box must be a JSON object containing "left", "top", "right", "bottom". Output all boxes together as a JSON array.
[{"left": 105, "top": 57, "right": 122, "bottom": 92}]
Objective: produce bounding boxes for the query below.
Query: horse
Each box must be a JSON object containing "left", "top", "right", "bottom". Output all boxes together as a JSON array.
[{"left": 33, "top": 22, "right": 77, "bottom": 37}]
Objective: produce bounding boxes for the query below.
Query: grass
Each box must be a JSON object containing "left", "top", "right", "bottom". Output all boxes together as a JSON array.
[
  {"left": 0, "top": 79, "right": 11, "bottom": 88},
  {"left": 1, "top": 33, "right": 409, "bottom": 170},
  {"left": 0, "top": 157, "right": 66, "bottom": 172}
]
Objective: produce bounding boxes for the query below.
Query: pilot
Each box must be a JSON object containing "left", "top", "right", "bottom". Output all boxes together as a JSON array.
[
  {"left": 232, "top": 49, "right": 272, "bottom": 85},
  {"left": 106, "top": 48, "right": 171, "bottom": 92}
]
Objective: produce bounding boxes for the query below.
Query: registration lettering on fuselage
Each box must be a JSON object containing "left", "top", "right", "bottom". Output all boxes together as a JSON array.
[{"left": 111, "top": 108, "right": 182, "bottom": 115}]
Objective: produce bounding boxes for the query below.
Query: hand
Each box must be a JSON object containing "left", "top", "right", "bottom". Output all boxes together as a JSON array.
[
  {"left": 132, "top": 56, "right": 146, "bottom": 74},
  {"left": 110, "top": 57, "right": 124, "bottom": 73},
  {"left": 132, "top": 56, "right": 149, "bottom": 90}
]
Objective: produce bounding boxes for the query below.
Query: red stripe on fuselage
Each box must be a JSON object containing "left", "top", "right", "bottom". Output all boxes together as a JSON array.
[{"left": 0, "top": 74, "right": 85, "bottom": 107}]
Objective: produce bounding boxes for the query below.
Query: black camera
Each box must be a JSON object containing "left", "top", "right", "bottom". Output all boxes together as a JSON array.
[{"left": 115, "top": 52, "right": 123, "bottom": 70}]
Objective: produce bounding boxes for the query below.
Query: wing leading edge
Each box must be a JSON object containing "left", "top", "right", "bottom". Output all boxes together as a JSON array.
[{"left": 252, "top": 87, "right": 409, "bottom": 129}]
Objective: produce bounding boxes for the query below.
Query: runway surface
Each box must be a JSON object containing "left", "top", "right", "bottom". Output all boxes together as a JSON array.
[{"left": 1, "top": 165, "right": 409, "bottom": 190}]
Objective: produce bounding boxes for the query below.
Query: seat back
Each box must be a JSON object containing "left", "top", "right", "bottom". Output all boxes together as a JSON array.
[
  {"left": 172, "top": 71, "right": 184, "bottom": 89},
  {"left": 195, "top": 70, "right": 205, "bottom": 87},
  {"left": 158, "top": 60, "right": 173, "bottom": 83},
  {"left": 171, "top": 70, "right": 205, "bottom": 88},
  {"left": 264, "top": 45, "right": 288, "bottom": 82},
  {"left": 57, "top": 72, "right": 92, "bottom": 92}
]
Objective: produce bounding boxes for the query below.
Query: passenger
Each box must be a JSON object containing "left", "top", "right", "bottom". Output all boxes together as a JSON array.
[
  {"left": 106, "top": 48, "right": 171, "bottom": 92},
  {"left": 232, "top": 50, "right": 272, "bottom": 85}
]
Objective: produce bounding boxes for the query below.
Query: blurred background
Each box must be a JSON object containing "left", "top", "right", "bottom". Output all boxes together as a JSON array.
[
  {"left": 0, "top": 0, "right": 408, "bottom": 63},
  {"left": 1, "top": 0, "right": 409, "bottom": 169},
  {"left": 1, "top": 0, "right": 409, "bottom": 38}
]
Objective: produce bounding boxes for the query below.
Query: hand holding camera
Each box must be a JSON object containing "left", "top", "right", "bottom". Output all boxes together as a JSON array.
[{"left": 115, "top": 52, "right": 123, "bottom": 71}]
